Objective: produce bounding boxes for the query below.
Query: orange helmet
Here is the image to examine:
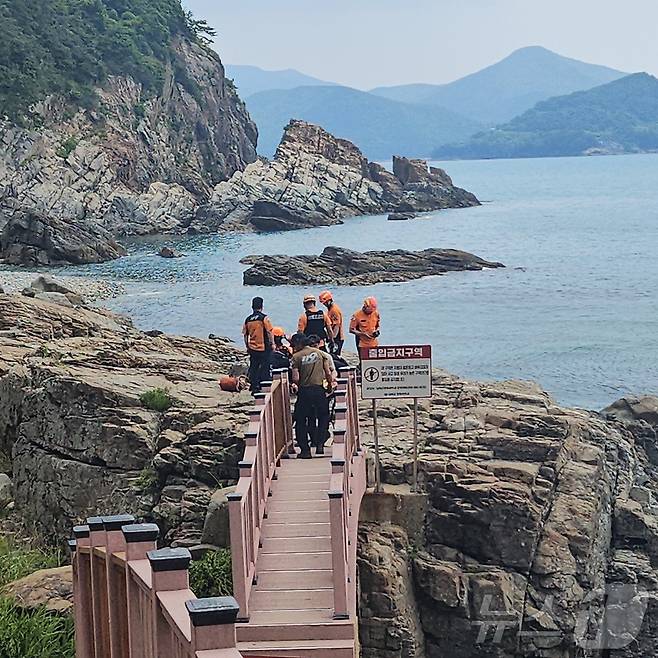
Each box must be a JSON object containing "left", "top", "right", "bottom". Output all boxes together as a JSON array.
[
  {"left": 318, "top": 290, "right": 333, "bottom": 304},
  {"left": 363, "top": 296, "right": 378, "bottom": 311},
  {"left": 272, "top": 327, "right": 286, "bottom": 338}
]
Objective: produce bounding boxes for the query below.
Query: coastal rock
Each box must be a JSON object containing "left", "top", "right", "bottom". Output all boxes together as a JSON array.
[
  {"left": 201, "top": 486, "right": 236, "bottom": 549},
  {"left": 2, "top": 566, "right": 73, "bottom": 615},
  {"left": 194, "top": 120, "right": 479, "bottom": 233},
  {"left": 0, "top": 37, "right": 257, "bottom": 260},
  {"left": 158, "top": 246, "right": 184, "bottom": 259},
  {"left": 0, "top": 473, "right": 12, "bottom": 508},
  {"left": 0, "top": 210, "right": 126, "bottom": 266},
  {"left": 242, "top": 246, "right": 504, "bottom": 286},
  {"left": 388, "top": 212, "right": 416, "bottom": 221},
  {"left": 357, "top": 375, "right": 658, "bottom": 657}
]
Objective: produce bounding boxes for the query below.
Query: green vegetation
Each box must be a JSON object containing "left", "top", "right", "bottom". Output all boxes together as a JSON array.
[
  {"left": 434, "top": 73, "right": 658, "bottom": 160},
  {"left": 0, "top": 0, "right": 216, "bottom": 121},
  {"left": 55, "top": 137, "right": 79, "bottom": 160},
  {"left": 135, "top": 467, "right": 159, "bottom": 492},
  {"left": 139, "top": 387, "right": 173, "bottom": 412},
  {"left": 0, "top": 537, "right": 63, "bottom": 588},
  {"left": 0, "top": 599, "right": 74, "bottom": 658},
  {"left": 189, "top": 549, "right": 232, "bottom": 599}
]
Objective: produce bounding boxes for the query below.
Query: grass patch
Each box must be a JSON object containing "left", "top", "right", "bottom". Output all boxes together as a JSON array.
[
  {"left": 139, "top": 388, "right": 173, "bottom": 412},
  {"left": 0, "top": 537, "right": 63, "bottom": 589},
  {"left": 189, "top": 549, "right": 232, "bottom": 599},
  {"left": 0, "top": 598, "right": 74, "bottom": 658},
  {"left": 135, "top": 467, "right": 159, "bottom": 493},
  {"left": 55, "top": 137, "right": 78, "bottom": 160}
]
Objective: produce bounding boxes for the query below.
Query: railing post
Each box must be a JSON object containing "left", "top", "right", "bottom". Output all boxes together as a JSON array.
[
  {"left": 73, "top": 525, "right": 94, "bottom": 658},
  {"left": 88, "top": 516, "right": 111, "bottom": 658},
  {"left": 187, "top": 597, "right": 242, "bottom": 655},
  {"left": 328, "top": 490, "right": 349, "bottom": 620},
  {"left": 228, "top": 491, "right": 249, "bottom": 621},
  {"left": 123, "top": 524, "right": 159, "bottom": 658}
]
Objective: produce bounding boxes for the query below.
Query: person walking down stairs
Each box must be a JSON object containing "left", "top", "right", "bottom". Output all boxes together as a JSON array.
[{"left": 243, "top": 296, "right": 275, "bottom": 394}]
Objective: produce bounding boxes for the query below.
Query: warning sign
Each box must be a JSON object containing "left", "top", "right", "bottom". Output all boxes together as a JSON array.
[{"left": 360, "top": 345, "right": 432, "bottom": 400}]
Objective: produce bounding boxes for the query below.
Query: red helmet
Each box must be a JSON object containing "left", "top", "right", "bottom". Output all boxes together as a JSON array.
[
  {"left": 363, "top": 296, "right": 378, "bottom": 311},
  {"left": 318, "top": 291, "right": 333, "bottom": 304}
]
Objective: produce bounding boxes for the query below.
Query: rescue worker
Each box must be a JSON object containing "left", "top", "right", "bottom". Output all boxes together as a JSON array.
[
  {"left": 290, "top": 333, "right": 336, "bottom": 458},
  {"left": 271, "top": 326, "right": 292, "bottom": 371},
  {"left": 319, "top": 290, "right": 344, "bottom": 356},
  {"left": 298, "top": 294, "right": 333, "bottom": 350},
  {"left": 242, "top": 297, "right": 274, "bottom": 394},
  {"left": 349, "top": 296, "right": 381, "bottom": 353}
]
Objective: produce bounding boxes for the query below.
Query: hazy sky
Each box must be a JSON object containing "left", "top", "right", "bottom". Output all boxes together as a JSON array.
[{"left": 183, "top": 0, "right": 657, "bottom": 89}]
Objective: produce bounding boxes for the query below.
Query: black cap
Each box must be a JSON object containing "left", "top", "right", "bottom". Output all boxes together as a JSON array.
[
  {"left": 147, "top": 547, "right": 191, "bottom": 573},
  {"left": 122, "top": 523, "right": 160, "bottom": 543},
  {"left": 186, "top": 597, "right": 240, "bottom": 627},
  {"left": 102, "top": 515, "right": 136, "bottom": 532},
  {"left": 73, "top": 525, "right": 90, "bottom": 539},
  {"left": 68, "top": 539, "right": 77, "bottom": 553},
  {"left": 87, "top": 517, "right": 104, "bottom": 532}
]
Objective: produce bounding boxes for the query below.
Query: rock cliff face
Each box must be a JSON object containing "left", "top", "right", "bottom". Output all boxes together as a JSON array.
[
  {"left": 357, "top": 376, "right": 658, "bottom": 657},
  {"left": 0, "top": 293, "right": 250, "bottom": 546},
  {"left": 0, "top": 37, "right": 257, "bottom": 263},
  {"left": 190, "top": 120, "right": 480, "bottom": 233},
  {"left": 241, "top": 246, "right": 504, "bottom": 286}
]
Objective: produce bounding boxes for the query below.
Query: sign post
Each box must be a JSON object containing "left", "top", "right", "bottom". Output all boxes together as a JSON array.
[{"left": 360, "top": 345, "right": 432, "bottom": 494}]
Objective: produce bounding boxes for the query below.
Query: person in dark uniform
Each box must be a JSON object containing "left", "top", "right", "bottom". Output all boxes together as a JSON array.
[
  {"left": 290, "top": 333, "right": 336, "bottom": 459},
  {"left": 297, "top": 294, "right": 333, "bottom": 351},
  {"left": 242, "top": 297, "right": 274, "bottom": 394}
]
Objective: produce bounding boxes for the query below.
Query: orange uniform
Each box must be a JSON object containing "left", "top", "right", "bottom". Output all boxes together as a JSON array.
[
  {"left": 349, "top": 309, "right": 381, "bottom": 349},
  {"left": 298, "top": 309, "right": 333, "bottom": 345},
  {"left": 326, "top": 303, "right": 344, "bottom": 340},
  {"left": 243, "top": 311, "right": 274, "bottom": 352}
]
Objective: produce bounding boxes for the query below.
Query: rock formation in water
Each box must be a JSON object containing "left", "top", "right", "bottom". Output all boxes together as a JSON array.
[
  {"left": 190, "top": 120, "right": 480, "bottom": 233},
  {"left": 0, "top": 36, "right": 257, "bottom": 265},
  {"left": 357, "top": 376, "right": 658, "bottom": 657},
  {"left": 241, "top": 246, "right": 503, "bottom": 286}
]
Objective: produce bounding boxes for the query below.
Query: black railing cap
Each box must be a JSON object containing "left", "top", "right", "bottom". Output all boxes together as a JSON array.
[
  {"left": 227, "top": 492, "right": 243, "bottom": 502},
  {"left": 238, "top": 460, "right": 253, "bottom": 470},
  {"left": 102, "top": 514, "right": 136, "bottom": 531},
  {"left": 68, "top": 539, "right": 77, "bottom": 553},
  {"left": 73, "top": 525, "right": 90, "bottom": 539},
  {"left": 253, "top": 393, "right": 267, "bottom": 400},
  {"left": 122, "top": 523, "right": 160, "bottom": 543},
  {"left": 335, "top": 404, "right": 348, "bottom": 412},
  {"left": 333, "top": 428, "right": 347, "bottom": 435},
  {"left": 147, "top": 547, "right": 191, "bottom": 572},
  {"left": 260, "top": 381, "right": 273, "bottom": 388},
  {"left": 186, "top": 597, "right": 240, "bottom": 627},
  {"left": 328, "top": 490, "right": 344, "bottom": 499},
  {"left": 331, "top": 459, "right": 346, "bottom": 467},
  {"left": 86, "top": 517, "right": 104, "bottom": 532},
  {"left": 244, "top": 430, "right": 258, "bottom": 438}
]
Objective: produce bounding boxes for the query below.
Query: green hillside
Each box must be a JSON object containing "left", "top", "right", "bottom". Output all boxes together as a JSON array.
[
  {"left": 0, "top": 0, "right": 214, "bottom": 122},
  {"left": 245, "top": 85, "right": 482, "bottom": 160},
  {"left": 434, "top": 73, "right": 658, "bottom": 160}
]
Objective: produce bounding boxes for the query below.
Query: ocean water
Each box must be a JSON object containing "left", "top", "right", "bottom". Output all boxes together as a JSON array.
[{"left": 62, "top": 154, "right": 658, "bottom": 411}]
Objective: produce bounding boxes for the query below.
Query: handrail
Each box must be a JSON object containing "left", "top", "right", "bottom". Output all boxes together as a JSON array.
[
  {"left": 329, "top": 367, "right": 366, "bottom": 620},
  {"left": 71, "top": 518, "right": 243, "bottom": 658},
  {"left": 229, "top": 368, "right": 294, "bottom": 621}
]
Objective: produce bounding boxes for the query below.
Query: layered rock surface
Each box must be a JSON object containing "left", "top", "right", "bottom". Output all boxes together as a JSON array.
[
  {"left": 0, "top": 293, "right": 250, "bottom": 546},
  {"left": 0, "top": 37, "right": 257, "bottom": 264},
  {"left": 191, "top": 120, "right": 480, "bottom": 233},
  {"left": 357, "top": 376, "right": 658, "bottom": 657},
  {"left": 242, "top": 246, "right": 503, "bottom": 286}
]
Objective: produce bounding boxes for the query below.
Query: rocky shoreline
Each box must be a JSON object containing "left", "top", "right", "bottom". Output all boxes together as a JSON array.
[
  {"left": 241, "top": 246, "right": 504, "bottom": 286},
  {"left": 0, "top": 270, "right": 124, "bottom": 301}
]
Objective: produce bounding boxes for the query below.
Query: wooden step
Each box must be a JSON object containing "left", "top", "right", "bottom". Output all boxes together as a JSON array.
[
  {"left": 266, "top": 510, "right": 330, "bottom": 524},
  {"left": 272, "top": 479, "right": 330, "bottom": 492},
  {"left": 237, "top": 616, "right": 354, "bottom": 643},
  {"left": 256, "top": 570, "right": 333, "bottom": 591},
  {"left": 258, "top": 552, "right": 332, "bottom": 571},
  {"left": 260, "top": 537, "right": 331, "bottom": 554},
  {"left": 270, "top": 490, "right": 328, "bottom": 501},
  {"left": 268, "top": 500, "right": 329, "bottom": 513},
  {"left": 261, "top": 523, "right": 330, "bottom": 539},
  {"left": 250, "top": 588, "right": 335, "bottom": 612},
  {"left": 237, "top": 638, "right": 354, "bottom": 658}
]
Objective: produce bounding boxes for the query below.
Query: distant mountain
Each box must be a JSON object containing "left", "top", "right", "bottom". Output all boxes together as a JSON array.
[
  {"left": 225, "top": 64, "right": 335, "bottom": 98},
  {"left": 433, "top": 73, "right": 658, "bottom": 160},
  {"left": 371, "top": 46, "right": 626, "bottom": 125},
  {"left": 244, "top": 85, "right": 482, "bottom": 160}
]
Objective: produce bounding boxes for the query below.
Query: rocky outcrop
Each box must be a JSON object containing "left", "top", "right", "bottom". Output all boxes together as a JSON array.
[
  {"left": 0, "top": 294, "right": 249, "bottom": 546},
  {"left": 2, "top": 566, "right": 73, "bottom": 614},
  {"left": 241, "top": 246, "right": 503, "bottom": 286},
  {"left": 191, "top": 120, "right": 480, "bottom": 233},
  {"left": 357, "top": 376, "right": 658, "bottom": 657},
  {"left": 0, "top": 37, "right": 257, "bottom": 260}
]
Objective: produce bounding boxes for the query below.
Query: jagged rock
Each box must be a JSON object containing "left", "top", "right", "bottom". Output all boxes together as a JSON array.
[
  {"left": 193, "top": 120, "right": 479, "bottom": 233},
  {"left": 603, "top": 396, "right": 658, "bottom": 428},
  {"left": 0, "top": 473, "right": 12, "bottom": 508},
  {"left": 158, "top": 246, "right": 184, "bottom": 259},
  {"left": 388, "top": 212, "right": 416, "bottom": 221},
  {"left": 247, "top": 200, "right": 341, "bottom": 232},
  {"left": 0, "top": 210, "right": 126, "bottom": 266},
  {"left": 242, "top": 246, "right": 504, "bottom": 286},
  {"left": 2, "top": 566, "right": 73, "bottom": 614},
  {"left": 0, "top": 37, "right": 257, "bottom": 258},
  {"left": 358, "top": 375, "right": 658, "bottom": 657},
  {"left": 201, "top": 486, "right": 236, "bottom": 549},
  {"left": 29, "top": 275, "right": 76, "bottom": 296}
]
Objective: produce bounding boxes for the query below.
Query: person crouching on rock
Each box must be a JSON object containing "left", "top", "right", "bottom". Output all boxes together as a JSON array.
[
  {"left": 290, "top": 333, "right": 336, "bottom": 459},
  {"left": 298, "top": 293, "right": 334, "bottom": 352},
  {"left": 243, "top": 297, "right": 274, "bottom": 394},
  {"left": 349, "top": 296, "right": 381, "bottom": 353},
  {"left": 271, "top": 326, "right": 292, "bottom": 372},
  {"left": 319, "top": 290, "right": 344, "bottom": 356}
]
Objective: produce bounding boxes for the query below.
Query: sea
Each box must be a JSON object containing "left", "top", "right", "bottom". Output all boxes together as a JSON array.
[{"left": 58, "top": 154, "right": 658, "bottom": 411}]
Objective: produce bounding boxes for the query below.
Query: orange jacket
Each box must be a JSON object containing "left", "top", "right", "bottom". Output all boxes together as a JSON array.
[
  {"left": 243, "top": 311, "right": 274, "bottom": 352},
  {"left": 326, "top": 303, "right": 344, "bottom": 340},
  {"left": 349, "top": 309, "right": 380, "bottom": 349}
]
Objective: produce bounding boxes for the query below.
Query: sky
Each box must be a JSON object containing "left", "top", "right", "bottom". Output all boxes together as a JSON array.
[{"left": 182, "top": 0, "right": 658, "bottom": 89}]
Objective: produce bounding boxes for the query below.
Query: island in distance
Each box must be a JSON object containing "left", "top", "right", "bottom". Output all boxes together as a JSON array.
[{"left": 241, "top": 246, "right": 504, "bottom": 286}]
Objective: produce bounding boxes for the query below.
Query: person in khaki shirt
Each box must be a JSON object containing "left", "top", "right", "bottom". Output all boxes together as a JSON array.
[{"left": 290, "top": 333, "right": 336, "bottom": 458}]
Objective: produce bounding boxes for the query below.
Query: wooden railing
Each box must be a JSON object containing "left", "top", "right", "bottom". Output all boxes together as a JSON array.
[
  {"left": 71, "top": 518, "right": 243, "bottom": 658},
  {"left": 228, "top": 368, "right": 294, "bottom": 621},
  {"left": 329, "top": 367, "right": 366, "bottom": 620}
]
